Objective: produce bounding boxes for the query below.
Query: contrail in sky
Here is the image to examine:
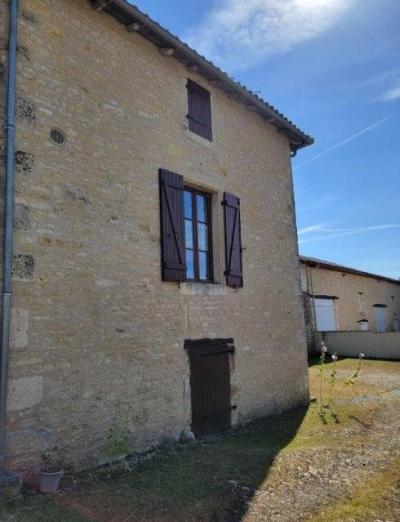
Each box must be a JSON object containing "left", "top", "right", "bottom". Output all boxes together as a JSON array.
[{"left": 295, "top": 113, "right": 395, "bottom": 169}]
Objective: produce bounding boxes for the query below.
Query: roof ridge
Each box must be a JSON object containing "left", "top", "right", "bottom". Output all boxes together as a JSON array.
[{"left": 300, "top": 256, "right": 400, "bottom": 284}]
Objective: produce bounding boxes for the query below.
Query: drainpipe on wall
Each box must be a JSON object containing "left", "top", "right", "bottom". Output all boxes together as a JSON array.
[{"left": 0, "top": 0, "right": 19, "bottom": 491}]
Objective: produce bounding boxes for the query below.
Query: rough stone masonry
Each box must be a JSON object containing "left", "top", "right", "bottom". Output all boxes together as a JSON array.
[{"left": 0, "top": 0, "right": 311, "bottom": 473}]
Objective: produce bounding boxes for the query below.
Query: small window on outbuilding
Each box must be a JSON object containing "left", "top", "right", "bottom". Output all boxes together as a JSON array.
[
  {"left": 358, "top": 319, "right": 369, "bottom": 331},
  {"left": 187, "top": 80, "right": 212, "bottom": 141}
]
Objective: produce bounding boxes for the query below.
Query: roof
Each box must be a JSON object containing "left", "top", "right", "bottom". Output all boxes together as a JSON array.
[
  {"left": 300, "top": 256, "right": 400, "bottom": 285},
  {"left": 90, "top": 0, "right": 314, "bottom": 152}
]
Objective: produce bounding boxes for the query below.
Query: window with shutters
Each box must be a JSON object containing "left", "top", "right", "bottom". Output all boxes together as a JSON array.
[
  {"left": 187, "top": 80, "right": 212, "bottom": 141},
  {"left": 184, "top": 187, "right": 213, "bottom": 282},
  {"left": 159, "top": 169, "right": 243, "bottom": 288}
]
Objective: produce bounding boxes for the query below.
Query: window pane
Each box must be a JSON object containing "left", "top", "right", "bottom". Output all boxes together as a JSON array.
[
  {"left": 186, "top": 249, "right": 194, "bottom": 279},
  {"left": 196, "top": 194, "right": 207, "bottom": 223},
  {"left": 198, "top": 223, "right": 208, "bottom": 251},
  {"left": 185, "top": 219, "right": 193, "bottom": 248},
  {"left": 199, "top": 251, "right": 208, "bottom": 280},
  {"left": 184, "top": 191, "right": 192, "bottom": 219}
]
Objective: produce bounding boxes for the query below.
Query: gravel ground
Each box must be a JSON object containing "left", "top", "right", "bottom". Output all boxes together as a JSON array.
[{"left": 238, "top": 363, "right": 400, "bottom": 522}]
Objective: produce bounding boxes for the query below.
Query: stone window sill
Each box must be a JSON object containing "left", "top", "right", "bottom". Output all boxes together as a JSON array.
[
  {"left": 183, "top": 126, "right": 215, "bottom": 149},
  {"left": 180, "top": 282, "right": 227, "bottom": 296}
]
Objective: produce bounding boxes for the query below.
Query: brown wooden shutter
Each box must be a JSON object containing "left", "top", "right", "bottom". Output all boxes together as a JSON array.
[
  {"left": 187, "top": 80, "right": 212, "bottom": 141},
  {"left": 159, "top": 169, "right": 186, "bottom": 282},
  {"left": 223, "top": 192, "right": 243, "bottom": 288}
]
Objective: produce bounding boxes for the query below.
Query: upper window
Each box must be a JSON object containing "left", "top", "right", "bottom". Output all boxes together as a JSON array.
[
  {"left": 184, "top": 187, "right": 212, "bottom": 282},
  {"left": 159, "top": 168, "right": 243, "bottom": 287},
  {"left": 187, "top": 80, "right": 212, "bottom": 141}
]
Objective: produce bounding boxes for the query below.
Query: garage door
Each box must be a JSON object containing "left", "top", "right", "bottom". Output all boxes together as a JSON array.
[{"left": 314, "top": 298, "right": 336, "bottom": 331}]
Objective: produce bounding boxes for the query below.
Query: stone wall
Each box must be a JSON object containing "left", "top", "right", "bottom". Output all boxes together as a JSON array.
[
  {"left": 301, "top": 263, "right": 400, "bottom": 352},
  {"left": 2, "top": 0, "right": 309, "bottom": 471},
  {"left": 323, "top": 331, "right": 400, "bottom": 360}
]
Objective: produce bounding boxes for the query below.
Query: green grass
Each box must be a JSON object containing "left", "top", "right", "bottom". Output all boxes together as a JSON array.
[
  {"left": 2, "top": 358, "right": 399, "bottom": 522},
  {"left": 0, "top": 410, "right": 307, "bottom": 522},
  {"left": 59, "top": 408, "right": 307, "bottom": 521},
  {"left": 0, "top": 497, "right": 87, "bottom": 522}
]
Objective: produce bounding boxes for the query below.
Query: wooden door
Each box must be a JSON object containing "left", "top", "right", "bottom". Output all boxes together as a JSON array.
[{"left": 187, "top": 339, "right": 234, "bottom": 437}]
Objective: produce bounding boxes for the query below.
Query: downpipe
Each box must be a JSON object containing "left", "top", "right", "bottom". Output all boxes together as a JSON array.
[{"left": 0, "top": 0, "right": 19, "bottom": 474}]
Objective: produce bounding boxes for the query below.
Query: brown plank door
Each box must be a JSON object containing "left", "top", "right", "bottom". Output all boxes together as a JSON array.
[{"left": 187, "top": 339, "right": 234, "bottom": 437}]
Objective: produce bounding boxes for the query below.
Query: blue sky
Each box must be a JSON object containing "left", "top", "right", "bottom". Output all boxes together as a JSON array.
[{"left": 133, "top": 0, "right": 400, "bottom": 278}]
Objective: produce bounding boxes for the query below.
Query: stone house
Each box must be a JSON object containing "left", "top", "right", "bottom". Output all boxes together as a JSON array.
[
  {"left": 0, "top": 0, "right": 313, "bottom": 476},
  {"left": 300, "top": 256, "right": 400, "bottom": 351}
]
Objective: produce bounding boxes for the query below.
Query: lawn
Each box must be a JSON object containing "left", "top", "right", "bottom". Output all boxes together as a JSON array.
[{"left": 2, "top": 357, "right": 400, "bottom": 521}]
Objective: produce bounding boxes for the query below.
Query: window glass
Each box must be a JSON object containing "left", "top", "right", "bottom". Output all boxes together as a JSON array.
[
  {"left": 198, "top": 223, "right": 208, "bottom": 251},
  {"left": 199, "top": 252, "right": 208, "bottom": 280},
  {"left": 196, "top": 194, "right": 207, "bottom": 223},
  {"left": 186, "top": 249, "right": 194, "bottom": 279},
  {"left": 184, "top": 187, "right": 212, "bottom": 281},
  {"left": 184, "top": 191, "right": 193, "bottom": 219},
  {"left": 185, "top": 220, "right": 193, "bottom": 248}
]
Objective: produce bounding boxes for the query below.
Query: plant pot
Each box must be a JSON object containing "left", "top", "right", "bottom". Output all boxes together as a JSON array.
[{"left": 39, "top": 470, "right": 64, "bottom": 493}]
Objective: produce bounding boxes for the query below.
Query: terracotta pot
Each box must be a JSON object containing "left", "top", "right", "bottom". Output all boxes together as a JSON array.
[{"left": 39, "top": 470, "right": 64, "bottom": 493}]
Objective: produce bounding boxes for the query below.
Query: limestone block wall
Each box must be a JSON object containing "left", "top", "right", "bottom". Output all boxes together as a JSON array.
[
  {"left": 301, "top": 263, "right": 400, "bottom": 340},
  {"left": 1, "top": 0, "right": 309, "bottom": 471}
]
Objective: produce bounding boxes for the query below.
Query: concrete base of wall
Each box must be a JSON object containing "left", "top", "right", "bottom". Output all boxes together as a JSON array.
[{"left": 323, "top": 332, "right": 400, "bottom": 360}]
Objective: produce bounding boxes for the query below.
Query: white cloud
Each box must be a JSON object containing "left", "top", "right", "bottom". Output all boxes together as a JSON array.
[
  {"left": 298, "top": 224, "right": 400, "bottom": 244},
  {"left": 382, "top": 81, "right": 400, "bottom": 102},
  {"left": 295, "top": 114, "right": 394, "bottom": 168},
  {"left": 185, "top": 0, "right": 354, "bottom": 71},
  {"left": 298, "top": 223, "right": 328, "bottom": 235}
]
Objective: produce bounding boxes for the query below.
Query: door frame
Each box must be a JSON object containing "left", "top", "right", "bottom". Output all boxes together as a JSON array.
[
  {"left": 313, "top": 296, "right": 337, "bottom": 331},
  {"left": 185, "top": 338, "right": 235, "bottom": 437},
  {"left": 373, "top": 304, "right": 387, "bottom": 332}
]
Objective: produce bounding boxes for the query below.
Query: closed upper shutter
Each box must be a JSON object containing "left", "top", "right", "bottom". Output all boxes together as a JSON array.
[
  {"left": 223, "top": 192, "right": 243, "bottom": 288},
  {"left": 159, "top": 169, "right": 186, "bottom": 282},
  {"left": 187, "top": 80, "right": 212, "bottom": 141}
]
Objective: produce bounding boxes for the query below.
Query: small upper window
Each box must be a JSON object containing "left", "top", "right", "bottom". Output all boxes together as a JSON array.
[
  {"left": 187, "top": 80, "right": 212, "bottom": 141},
  {"left": 184, "top": 187, "right": 212, "bottom": 282}
]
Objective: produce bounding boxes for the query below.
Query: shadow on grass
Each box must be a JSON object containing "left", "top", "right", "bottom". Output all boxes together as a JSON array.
[
  {"left": 318, "top": 406, "right": 340, "bottom": 425},
  {"left": 309, "top": 355, "right": 359, "bottom": 368},
  {"left": 1, "top": 406, "right": 308, "bottom": 522},
  {"left": 75, "top": 406, "right": 307, "bottom": 521},
  {"left": 308, "top": 354, "right": 321, "bottom": 367},
  {"left": 347, "top": 414, "right": 372, "bottom": 429}
]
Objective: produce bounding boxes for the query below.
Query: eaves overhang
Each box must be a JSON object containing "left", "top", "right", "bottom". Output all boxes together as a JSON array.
[
  {"left": 300, "top": 256, "right": 400, "bottom": 286},
  {"left": 90, "top": 0, "right": 314, "bottom": 152}
]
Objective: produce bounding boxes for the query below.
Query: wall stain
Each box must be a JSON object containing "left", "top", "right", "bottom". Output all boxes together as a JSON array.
[{"left": 13, "top": 255, "right": 35, "bottom": 280}]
